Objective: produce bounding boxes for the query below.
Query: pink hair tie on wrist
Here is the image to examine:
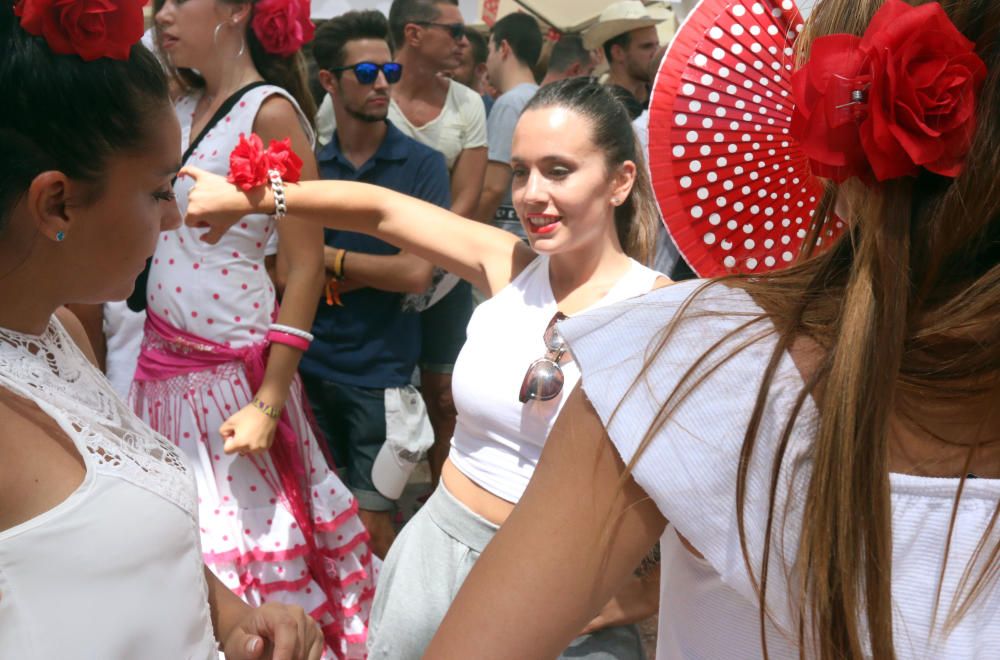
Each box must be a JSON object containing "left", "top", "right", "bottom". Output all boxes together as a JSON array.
[{"left": 266, "top": 330, "right": 311, "bottom": 352}]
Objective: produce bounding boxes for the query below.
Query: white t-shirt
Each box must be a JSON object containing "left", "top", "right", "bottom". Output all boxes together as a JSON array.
[
  {"left": 449, "top": 256, "right": 662, "bottom": 503},
  {"left": 315, "top": 80, "right": 487, "bottom": 170},
  {"left": 561, "top": 280, "right": 1000, "bottom": 659}
]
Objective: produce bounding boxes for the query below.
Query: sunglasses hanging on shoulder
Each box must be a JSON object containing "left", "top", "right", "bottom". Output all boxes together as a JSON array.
[
  {"left": 519, "top": 312, "right": 570, "bottom": 404},
  {"left": 330, "top": 61, "right": 403, "bottom": 85}
]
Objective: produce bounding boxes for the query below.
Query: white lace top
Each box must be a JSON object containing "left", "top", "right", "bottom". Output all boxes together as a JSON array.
[
  {"left": 561, "top": 280, "right": 1000, "bottom": 659},
  {"left": 0, "top": 317, "right": 218, "bottom": 658}
]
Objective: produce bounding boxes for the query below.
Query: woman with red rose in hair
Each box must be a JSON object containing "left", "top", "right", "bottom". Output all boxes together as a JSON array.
[
  {"left": 130, "top": 1, "right": 377, "bottom": 657},
  {"left": 0, "top": 0, "right": 324, "bottom": 657},
  {"left": 181, "top": 0, "right": 998, "bottom": 657}
]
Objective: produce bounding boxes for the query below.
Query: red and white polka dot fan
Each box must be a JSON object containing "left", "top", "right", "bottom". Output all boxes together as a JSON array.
[{"left": 648, "top": 0, "right": 842, "bottom": 277}]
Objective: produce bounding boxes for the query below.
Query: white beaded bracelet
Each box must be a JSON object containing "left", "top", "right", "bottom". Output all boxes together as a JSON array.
[
  {"left": 268, "top": 169, "right": 287, "bottom": 219},
  {"left": 268, "top": 323, "right": 314, "bottom": 342}
]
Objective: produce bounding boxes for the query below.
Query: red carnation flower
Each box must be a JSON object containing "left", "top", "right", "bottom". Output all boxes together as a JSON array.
[
  {"left": 14, "top": 0, "right": 146, "bottom": 61},
  {"left": 227, "top": 133, "right": 270, "bottom": 191},
  {"left": 251, "top": 0, "right": 315, "bottom": 58},
  {"left": 263, "top": 138, "right": 303, "bottom": 183}
]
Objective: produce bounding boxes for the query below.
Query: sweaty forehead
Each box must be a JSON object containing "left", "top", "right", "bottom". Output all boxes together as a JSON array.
[{"left": 512, "top": 107, "right": 601, "bottom": 160}]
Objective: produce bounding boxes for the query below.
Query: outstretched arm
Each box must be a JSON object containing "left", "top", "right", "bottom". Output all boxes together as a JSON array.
[
  {"left": 181, "top": 168, "right": 536, "bottom": 298},
  {"left": 424, "top": 386, "right": 667, "bottom": 659}
]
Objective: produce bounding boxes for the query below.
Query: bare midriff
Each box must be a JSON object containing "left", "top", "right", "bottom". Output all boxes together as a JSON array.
[{"left": 441, "top": 458, "right": 516, "bottom": 527}]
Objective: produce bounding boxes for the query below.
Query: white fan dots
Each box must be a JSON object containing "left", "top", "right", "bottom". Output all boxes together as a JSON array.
[
  {"left": 686, "top": 130, "right": 699, "bottom": 142},
  {"left": 680, "top": 176, "right": 692, "bottom": 188},
  {"left": 724, "top": 256, "right": 737, "bottom": 268},
  {"left": 691, "top": 205, "right": 704, "bottom": 218},
  {"left": 704, "top": 232, "right": 716, "bottom": 245},
  {"left": 689, "top": 99, "right": 702, "bottom": 112},
  {"left": 709, "top": 26, "right": 724, "bottom": 39},
  {"left": 731, "top": 24, "right": 745, "bottom": 36},
  {"left": 676, "top": 113, "right": 688, "bottom": 126},
  {"left": 733, "top": 5, "right": 746, "bottom": 16},
  {"left": 689, "top": 160, "right": 702, "bottom": 172},
  {"left": 682, "top": 83, "right": 696, "bottom": 95},
  {"left": 694, "top": 53, "right": 708, "bottom": 67},
  {"left": 700, "top": 144, "right": 712, "bottom": 156},
  {"left": 672, "top": 145, "right": 685, "bottom": 157}
]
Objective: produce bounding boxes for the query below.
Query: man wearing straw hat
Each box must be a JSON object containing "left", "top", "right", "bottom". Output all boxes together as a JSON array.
[{"left": 583, "top": 0, "right": 664, "bottom": 106}]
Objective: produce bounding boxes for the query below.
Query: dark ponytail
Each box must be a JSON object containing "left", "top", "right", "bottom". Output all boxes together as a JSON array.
[
  {"left": 0, "top": 1, "right": 171, "bottom": 230},
  {"left": 524, "top": 78, "right": 659, "bottom": 265}
]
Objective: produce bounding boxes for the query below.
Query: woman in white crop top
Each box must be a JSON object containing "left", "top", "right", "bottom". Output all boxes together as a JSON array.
[
  {"left": 0, "top": 9, "right": 322, "bottom": 658},
  {"left": 183, "top": 78, "right": 668, "bottom": 658},
  {"left": 416, "top": 1, "right": 1000, "bottom": 659}
]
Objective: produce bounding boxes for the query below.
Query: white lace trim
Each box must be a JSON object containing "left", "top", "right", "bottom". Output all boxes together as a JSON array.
[{"left": 0, "top": 316, "right": 197, "bottom": 518}]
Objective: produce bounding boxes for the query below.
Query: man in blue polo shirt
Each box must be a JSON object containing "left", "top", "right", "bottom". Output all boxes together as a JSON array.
[{"left": 301, "top": 9, "right": 451, "bottom": 558}]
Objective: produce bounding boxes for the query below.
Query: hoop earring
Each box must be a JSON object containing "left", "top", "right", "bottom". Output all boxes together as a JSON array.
[
  {"left": 213, "top": 21, "right": 224, "bottom": 47},
  {"left": 236, "top": 35, "right": 246, "bottom": 58}
]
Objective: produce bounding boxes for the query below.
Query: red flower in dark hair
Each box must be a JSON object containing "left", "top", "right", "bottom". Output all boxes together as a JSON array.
[
  {"left": 251, "top": 0, "right": 315, "bottom": 58},
  {"left": 228, "top": 133, "right": 303, "bottom": 191},
  {"left": 790, "top": 0, "right": 986, "bottom": 183},
  {"left": 14, "top": 0, "right": 146, "bottom": 61}
]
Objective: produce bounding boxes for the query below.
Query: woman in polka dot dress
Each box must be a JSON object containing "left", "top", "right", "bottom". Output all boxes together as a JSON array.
[{"left": 131, "top": 1, "right": 377, "bottom": 658}]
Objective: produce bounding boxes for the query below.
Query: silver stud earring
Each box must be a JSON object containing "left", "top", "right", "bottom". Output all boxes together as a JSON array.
[{"left": 611, "top": 197, "right": 620, "bottom": 206}]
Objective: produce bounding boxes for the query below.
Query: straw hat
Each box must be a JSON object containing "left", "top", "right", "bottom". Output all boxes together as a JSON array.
[{"left": 581, "top": 1, "right": 664, "bottom": 50}]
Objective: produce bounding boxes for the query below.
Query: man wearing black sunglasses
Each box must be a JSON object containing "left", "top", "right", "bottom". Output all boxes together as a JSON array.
[{"left": 305, "top": 10, "right": 452, "bottom": 559}]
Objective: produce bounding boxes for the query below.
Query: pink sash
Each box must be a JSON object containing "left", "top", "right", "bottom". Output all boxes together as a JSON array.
[{"left": 135, "top": 311, "right": 344, "bottom": 621}]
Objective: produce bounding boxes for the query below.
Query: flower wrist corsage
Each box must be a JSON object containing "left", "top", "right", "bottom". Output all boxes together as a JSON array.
[{"left": 227, "top": 133, "right": 303, "bottom": 219}]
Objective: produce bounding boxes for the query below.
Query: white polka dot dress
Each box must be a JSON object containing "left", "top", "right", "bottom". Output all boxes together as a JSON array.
[{"left": 130, "top": 85, "right": 376, "bottom": 659}]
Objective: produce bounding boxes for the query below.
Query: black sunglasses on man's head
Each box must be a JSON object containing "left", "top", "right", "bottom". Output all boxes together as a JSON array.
[
  {"left": 413, "top": 21, "right": 465, "bottom": 40},
  {"left": 330, "top": 61, "right": 403, "bottom": 85}
]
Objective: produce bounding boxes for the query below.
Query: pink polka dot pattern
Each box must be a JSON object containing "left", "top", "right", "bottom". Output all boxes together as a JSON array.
[{"left": 648, "top": 0, "right": 844, "bottom": 277}]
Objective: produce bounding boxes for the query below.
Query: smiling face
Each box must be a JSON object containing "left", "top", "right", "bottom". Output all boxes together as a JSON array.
[
  {"left": 61, "top": 106, "right": 183, "bottom": 303},
  {"left": 510, "top": 106, "right": 635, "bottom": 257}
]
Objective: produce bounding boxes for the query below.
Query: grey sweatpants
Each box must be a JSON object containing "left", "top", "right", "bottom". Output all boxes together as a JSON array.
[{"left": 368, "top": 483, "right": 646, "bottom": 659}]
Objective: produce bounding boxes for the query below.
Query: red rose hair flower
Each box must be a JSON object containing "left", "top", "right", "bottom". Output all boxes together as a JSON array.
[
  {"left": 227, "top": 133, "right": 303, "bottom": 191},
  {"left": 251, "top": 0, "right": 315, "bottom": 58},
  {"left": 790, "top": 0, "right": 986, "bottom": 183},
  {"left": 14, "top": 0, "right": 146, "bottom": 61}
]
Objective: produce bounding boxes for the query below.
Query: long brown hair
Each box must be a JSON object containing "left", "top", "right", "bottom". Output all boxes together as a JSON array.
[
  {"left": 524, "top": 78, "right": 660, "bottom": 265},
  {"left": 616, "top": 0, "right": 1000, "bottom": 656},
  {"left": 152, "top": 0, "right": 316, "bottom": 126}
]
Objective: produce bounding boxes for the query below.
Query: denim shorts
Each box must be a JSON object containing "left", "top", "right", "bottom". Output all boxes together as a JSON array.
[{"left": 303, "top": 377, "right": 425, "bottom": 512}]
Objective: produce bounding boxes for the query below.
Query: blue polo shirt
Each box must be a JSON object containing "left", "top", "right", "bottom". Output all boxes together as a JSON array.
[{"left": 300, "top": 120, "right": 451, "bottom": 388}]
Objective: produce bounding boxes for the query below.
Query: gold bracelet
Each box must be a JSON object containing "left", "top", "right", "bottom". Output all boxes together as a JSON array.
[{"left": 250, "top": 396, "right": 282, "bottom": 419}]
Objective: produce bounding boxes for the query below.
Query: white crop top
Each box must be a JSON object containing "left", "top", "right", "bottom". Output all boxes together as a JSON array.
[
  {"left": 449, "top": 256, "right": 662, "bottom": 503},
  {"left": 560, "top": 280, "right": 1000, "bottom": 658},
  {"left": 0, "top": 318, "right": 217, "bottom": 659}
]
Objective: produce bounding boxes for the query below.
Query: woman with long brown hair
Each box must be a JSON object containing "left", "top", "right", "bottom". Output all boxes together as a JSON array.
[
  {"left": 180, "top": 77, "right": 667, "bottom": 657},
  {"left": 413, "top": 0, "right": 998, "bottom": 657}
]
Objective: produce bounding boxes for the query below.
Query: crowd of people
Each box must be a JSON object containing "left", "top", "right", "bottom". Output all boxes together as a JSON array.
[{"left": 1, "top": 0, "right": 998, "bottom": 659}]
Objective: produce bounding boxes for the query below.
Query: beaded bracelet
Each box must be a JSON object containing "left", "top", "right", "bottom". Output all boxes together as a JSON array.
[
  {"left": 251, "top": 396, "right": 282, "bottom": 419},
  {"left": 267, "top": 323, "right": 314, "bottom": 342},
  {"left": 268, "top": 169, "right": 287, "bottom": 219}
]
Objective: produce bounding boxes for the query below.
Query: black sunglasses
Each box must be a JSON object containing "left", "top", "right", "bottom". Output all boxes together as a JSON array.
[
  {"left": 519, "top": 312, "right": 569, "bottom": 404},
  {"left": 413, "top": 21, "right": 465, "bottom": 40},
  {"left": 330, "top": 61, "right": 403, "bottom": 85}
]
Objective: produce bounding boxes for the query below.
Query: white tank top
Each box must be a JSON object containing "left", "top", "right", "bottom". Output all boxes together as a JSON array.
[
  {"left": 0, "top": 318, "right": 217, "bottom": 658},
  {"left": 449, "top": 256, "right": 662, "bottom": 503}
]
